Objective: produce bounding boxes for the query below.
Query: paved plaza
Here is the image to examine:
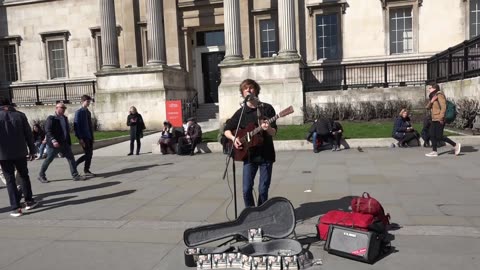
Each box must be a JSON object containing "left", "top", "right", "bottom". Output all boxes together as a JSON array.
[{"left": 0, "top": 137, "right": 480, "bottom": 270}]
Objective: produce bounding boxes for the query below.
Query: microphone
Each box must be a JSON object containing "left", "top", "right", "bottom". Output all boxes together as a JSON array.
[{"left": 244, "top": 94, "right": 252, "bottom": 103}]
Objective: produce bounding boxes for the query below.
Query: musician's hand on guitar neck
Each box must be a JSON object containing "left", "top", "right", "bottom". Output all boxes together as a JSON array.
[
  {"left": 261, "top": 121, "right": 276, "bottom": 136},
  {"left": 261, "top": 121, "right": 269, "bottom": 131}
]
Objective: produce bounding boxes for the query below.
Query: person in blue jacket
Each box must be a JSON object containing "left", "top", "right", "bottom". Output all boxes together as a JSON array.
[
  {"left": 392, "top": 108, "right": 420, "bottom": 147},
  {"left": 74, "top": 95, "right": 95, "bottom": 177}
]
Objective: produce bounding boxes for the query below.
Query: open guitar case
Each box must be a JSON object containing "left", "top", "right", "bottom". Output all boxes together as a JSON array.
[{"left": 183, "top": 197, "right": 303, "bottom": 268}]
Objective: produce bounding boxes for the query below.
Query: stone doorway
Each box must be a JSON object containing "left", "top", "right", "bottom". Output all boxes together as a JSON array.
[{"left": 201, "top": 51, "right": 224, "bottom": 103}]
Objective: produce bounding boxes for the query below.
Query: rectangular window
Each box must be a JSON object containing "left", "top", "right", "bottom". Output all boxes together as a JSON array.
[
  {"left": 316, "top": 14, "right": 339, "bottom": 59},
  {"left": 3, "top": 45, "right": 18, "bottom": 81},
  {"left": 47, "top": 40, "right": 66, "bottom": 79},
  {"left": 196, "top": 30, "right": 225, "bottom": 47},
  {"left": 259, "top": 19, "right": 277, "bottom": 57},
  {"left": 389, "top": 7, "right": 413, "bottom": 54},
  {"left": 471, "top": 0, "right": 480, "bottom": 38}
]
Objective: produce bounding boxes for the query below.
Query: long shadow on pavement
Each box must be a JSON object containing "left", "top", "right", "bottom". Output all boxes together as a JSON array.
[
  {"left": 0, "top": 181, "right": 122, "bottom": 214},
  {"left": 96, "top": 163, "right": 173, "bottom": 178},
  {"left": 26, "top": 189, "right": 136, "bottom": 215},
  {"left": 295, "top": 196, "right": 354, "bottom": 222},
  {"left": 35, "top": 181, "right": 122, "bottom": 200},
  {"left": 459, "top": 145, "right": 478, "bottom": 153}
]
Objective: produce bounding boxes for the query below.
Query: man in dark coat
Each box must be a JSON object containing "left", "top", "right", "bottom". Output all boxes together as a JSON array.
[
  {"left": 178, "top": 117, "right": 202, "bottom": 156},
  {"left": 0, "top": 96, "right": 39, "bottom": 217},
  {"left": 306, "top": 116, "right": 333, "bottom": 153},
  {"left": 38, "top": 102, "right": 85, "bottom": 183},
  {"left": 74, "top": 95, "right": 95, "bottom": 176}
]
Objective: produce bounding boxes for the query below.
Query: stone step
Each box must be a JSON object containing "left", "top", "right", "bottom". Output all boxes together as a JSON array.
[{"left": 196, "top": 103, "right": 219, "bottom": 122}]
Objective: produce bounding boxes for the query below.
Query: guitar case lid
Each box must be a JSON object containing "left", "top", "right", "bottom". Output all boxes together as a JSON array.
[{"left": 184, "top": 197, "right": 296, "bottom": 247}]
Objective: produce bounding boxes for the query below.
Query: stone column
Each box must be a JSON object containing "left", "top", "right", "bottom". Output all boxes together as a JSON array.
[
  {"left": 278, "top": 0, "right": 298, "bottom": 58},
  {"left": 146, "top": 0, "right": 166, "bottom": 65},
  {"left": 100, "top": 0, "right": 120, "bottom": 69},
  {"left": 223, "top": 0, "right": 243, "bottom": 61},
  {"left": 164, "top": 0, "right": 181, "bottom": 67}
]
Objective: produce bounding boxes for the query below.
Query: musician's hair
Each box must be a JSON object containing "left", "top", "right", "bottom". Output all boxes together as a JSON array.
[{"left": 239, "top": 79, "right": 261, "bottom": 95}]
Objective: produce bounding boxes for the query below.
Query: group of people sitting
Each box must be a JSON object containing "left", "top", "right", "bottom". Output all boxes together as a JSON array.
[
  {"left": 305, "top": 108, "right": 435, "bottom": 153},
  {"left": 157, "top": 117, "right": 202, "bottom": 156}
]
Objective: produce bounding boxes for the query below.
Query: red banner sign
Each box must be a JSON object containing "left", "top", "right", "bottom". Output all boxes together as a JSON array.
[{"left": 165, "top": 100, "right": 183, "bottom": 127}]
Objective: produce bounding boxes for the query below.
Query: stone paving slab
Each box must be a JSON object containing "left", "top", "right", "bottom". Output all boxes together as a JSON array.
[{"left": 1, "top": 145, "right": 480, "bottom": 269}]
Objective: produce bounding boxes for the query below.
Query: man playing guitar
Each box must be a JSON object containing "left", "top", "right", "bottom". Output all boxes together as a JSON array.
[{"left": 224, "top": 79, "right": 277, "bottom": 208}]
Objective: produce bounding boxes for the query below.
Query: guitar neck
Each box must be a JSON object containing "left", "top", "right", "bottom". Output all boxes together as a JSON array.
[{"left": 244, "top": 114, "right": 279, "bottom": 140}]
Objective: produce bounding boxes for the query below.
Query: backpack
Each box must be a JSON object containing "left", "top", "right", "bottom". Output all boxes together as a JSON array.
[
  {"left": 444, "top": 100, "right": 457, "bottom": 124},
  {"left": 351, "top": 192, "right": 390, "bottom": 226},
  {"left": 436, "top": 94, "right": 457, "bottom": 124}
]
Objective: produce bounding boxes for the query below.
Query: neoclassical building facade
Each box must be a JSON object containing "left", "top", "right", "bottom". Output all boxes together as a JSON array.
[{"left": 0, "top": 0, "right": 478, "bottom": 128}]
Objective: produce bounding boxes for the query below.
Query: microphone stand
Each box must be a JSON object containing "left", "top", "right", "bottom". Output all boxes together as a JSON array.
[{"left": 222, "top": 97, "right": 250, "bottom": 219}]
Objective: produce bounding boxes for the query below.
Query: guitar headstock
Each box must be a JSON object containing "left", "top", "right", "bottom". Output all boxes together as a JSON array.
[{"left": 278, "top": 106, "right": 294, "bottom": 118}]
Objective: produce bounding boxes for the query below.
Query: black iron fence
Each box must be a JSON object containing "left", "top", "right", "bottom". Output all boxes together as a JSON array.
[
  {"left": 181, "top": 92, "right": 198, "bottom": 121},
  {"left": 0, "top": 80, "right": 96, "bottom": 106},
  {"left": 302, "top": 58, "right": 428, "bottom": 92},
  {"left": 427, "top": 35, "right": 480, "bottom": 83}
]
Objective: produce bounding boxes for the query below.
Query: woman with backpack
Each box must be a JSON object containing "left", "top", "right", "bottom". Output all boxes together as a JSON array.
[{"left": 425, "top": 84, "right": 461, "bottom": 157}]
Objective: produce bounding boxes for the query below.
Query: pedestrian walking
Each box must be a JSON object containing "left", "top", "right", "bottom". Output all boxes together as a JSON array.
[
  {"left": 74, "top": 95, "right": 96, "bottom": 177},
  {"left": 0, "top": 96, "right": 39, "bottom": 217},
  {"left": 425, "top": 84, "right": 461, "bottom": 157},
  {"left": 38, "top": 102, "right": 86, "bottom": 182}
]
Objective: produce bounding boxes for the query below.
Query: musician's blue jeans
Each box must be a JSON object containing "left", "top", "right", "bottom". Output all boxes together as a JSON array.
[{"left": 242, "top": 161, "right": 273, "bottom": 208}]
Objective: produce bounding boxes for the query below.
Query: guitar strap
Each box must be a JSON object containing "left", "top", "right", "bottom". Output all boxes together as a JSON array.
[{"left": 256, "top": 103, "right": 265, "bottom": 128}]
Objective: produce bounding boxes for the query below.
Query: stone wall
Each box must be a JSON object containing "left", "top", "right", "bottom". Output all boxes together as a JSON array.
[
  {"left": 306, "top": 86, "right": 426, "bottom": 108},
  {"left": 218, "top": 58, "right": 304, "bottom": 125},
  {"left": 1, "top": 0, "right": 100, "bottom": 81},
  {"left": 439, "top": 77, "right": 480, "bottom": 101},
  {"left": 95, "top": 66, "right": 191, "bottom": 131},
  {"left": 15, "top": 103, "right": 87, "bottom": 127}
]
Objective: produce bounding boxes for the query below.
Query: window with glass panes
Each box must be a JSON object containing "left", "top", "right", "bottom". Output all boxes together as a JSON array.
[
  {"left": 389, "top": 7, "right": 413, "bottom": 54},
  {"left": 471, "top": 0, "right": 480, "bottom": 38},
  {"left": 3, "top": 45, "right": 18, "bottom": 81},
  {"left": 47, "top": 40, "right": 66, "bottom": 79},
  {"left": 316, "top": 14, "right": 339, "bottom": 60},
  {"left": 259, "top": 19, "right": 277, "bottom": 57}
]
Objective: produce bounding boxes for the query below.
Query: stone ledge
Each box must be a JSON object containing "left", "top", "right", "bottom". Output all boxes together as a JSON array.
[
  {"left": 151, "top": 136, "right": 480, "bottom": 154},
  {"left": 71, "top": 131, "right": 156, "bottom": 155}
]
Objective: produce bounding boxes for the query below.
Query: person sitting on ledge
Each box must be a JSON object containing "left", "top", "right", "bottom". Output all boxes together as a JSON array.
[
  {"left": 330, "top": 119, "right": 344, "bottom": 151},
  {"left": 158, "top": 120, "right": 175, "bottom": 155},
  {"left": 177, "top": 117, "right": 202, "bottom": 156},
  {"left": 306, "top": 116, "right": 333, "bottom": 153},
  {"left": 392, "top": 108, "right": 420, "bottom": 147}
]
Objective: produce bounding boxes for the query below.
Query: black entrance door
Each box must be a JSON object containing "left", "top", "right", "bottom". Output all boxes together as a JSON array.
[{"left": 201, "top": 52, "right": 225, "bottom": 103}]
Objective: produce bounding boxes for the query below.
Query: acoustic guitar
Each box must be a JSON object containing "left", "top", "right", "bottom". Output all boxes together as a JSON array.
[{"left": 232, "top": 106, "right": 294, "bottom": 161}]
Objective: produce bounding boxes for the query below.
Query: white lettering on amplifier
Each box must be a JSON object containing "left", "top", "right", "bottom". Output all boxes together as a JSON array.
[{"left": 343, "top": 232, "right": 357, "bottom": 238}]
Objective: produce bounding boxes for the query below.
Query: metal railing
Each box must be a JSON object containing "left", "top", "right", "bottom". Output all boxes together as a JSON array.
[
  {"left": 182, "top": 92, "right": 198, "bottom": 121},
  {"left": 302, "top": 58, "right": 428, "bottom": 92},
  {"left": 0, "top": 80, "right": 96, "bottom": 106},
  {"left": 427, "top": 35, "right": 480, "bottom": 83}
]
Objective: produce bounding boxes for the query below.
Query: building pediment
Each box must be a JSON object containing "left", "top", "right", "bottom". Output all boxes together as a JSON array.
[
  {"left": 0, "top": 0, "right": 56, "bottom": 7},
  {"left": 379, "top": 0, "right": 423, "bottom": 9},
  {"left": 306, "top": 0, "right": 349, "bottom": 16}
]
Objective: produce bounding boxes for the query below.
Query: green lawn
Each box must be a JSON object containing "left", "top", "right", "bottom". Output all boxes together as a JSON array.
[
  {"left": 202, "top": 121, "right": 455, "bottom": 143},
  {"left": 70, "top": 131, "right": 130, "bottom": 144}
]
